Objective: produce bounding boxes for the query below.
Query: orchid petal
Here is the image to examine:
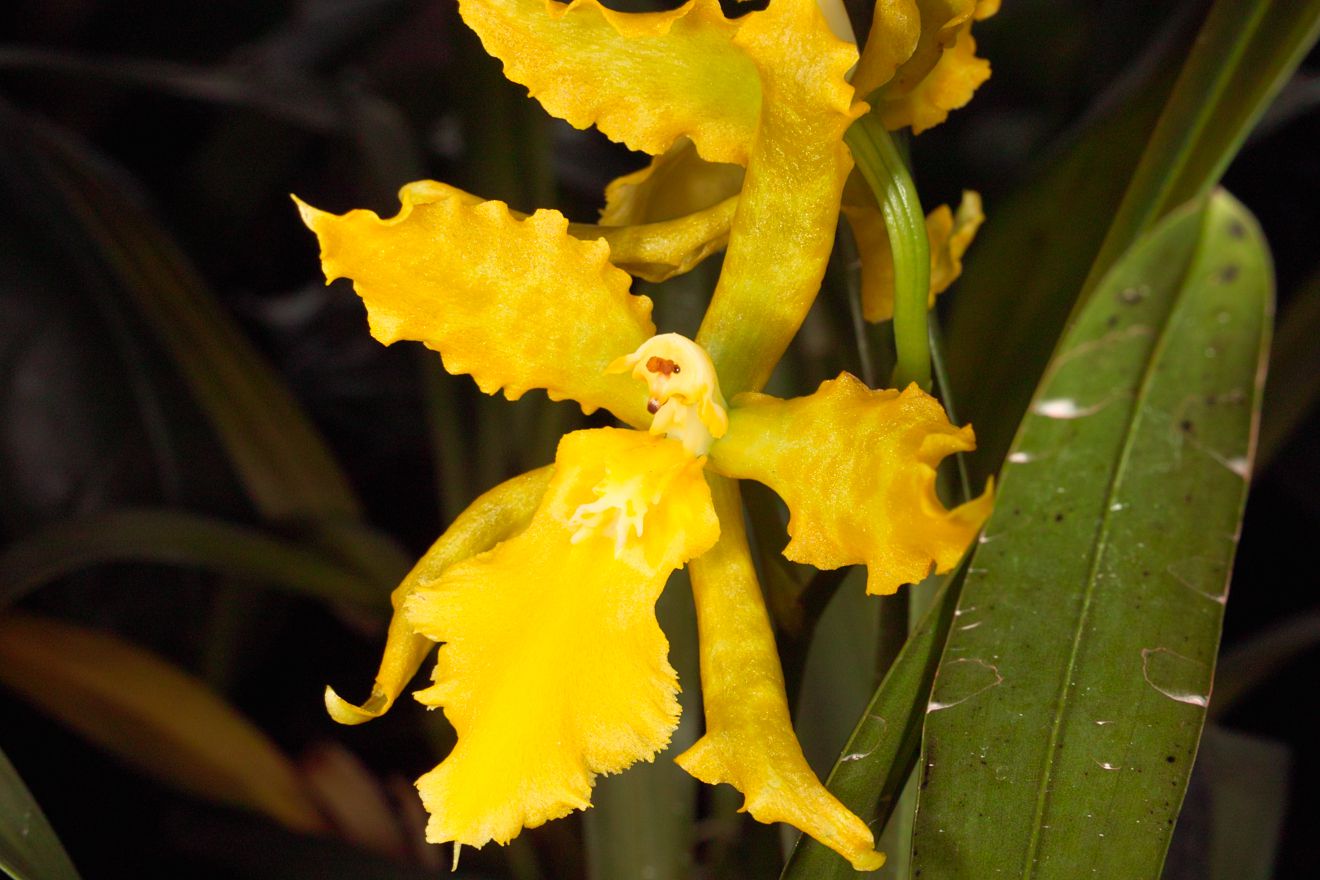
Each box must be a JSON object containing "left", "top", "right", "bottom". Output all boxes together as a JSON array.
[
  {"left": 404, "top": 428, "right": 718, "bottom": 848},
  {"left": 458, "top": 0, "right": 761, "bottom": 164},
  {"left": 296, "top": 182, "right": 655, "bottom": 425},
  {"left": 695, "top": 0, "right": 864, "bottom": 395},
  {"left": 710, "top": 374, "right": 993, "bottom": 594},
  {"left": 677, "top": 475, "right": 885, "bottom": 871},
  {"left": 325, "top": 467, "right": 552, "bottom": 725},
  {"left": 599, "top": 138, "right": 745, "bottom": 226},
  {"left": 575, "top": 196, "right": 737, "bottom": 284},
  {"left": 879, "top": 22, "right": 992, "bottom": 134},
  {"left": 853, "top": 0, "right": 922, "bottom": 99}
]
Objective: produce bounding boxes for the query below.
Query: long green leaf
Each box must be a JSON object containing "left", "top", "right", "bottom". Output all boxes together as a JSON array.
[
  {"left": 0, "top": 745, "right": 80, "bottom": 880},
  {"left": 5, "top": 106, "right": 361, "bottom": 524},
  {"left": 948, "top": 0, "right": 1318, "bottom": 474},
  {"left": 0, "top": 509, "right": 382, "bottom": 610},
  {"left": 913, "top": 191, "right": 1271, "bottom": 878}
]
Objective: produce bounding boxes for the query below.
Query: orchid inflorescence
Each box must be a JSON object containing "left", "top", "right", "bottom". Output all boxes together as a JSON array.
[{"left": 299, "top": 0, "right": 997, "bottom": 869}]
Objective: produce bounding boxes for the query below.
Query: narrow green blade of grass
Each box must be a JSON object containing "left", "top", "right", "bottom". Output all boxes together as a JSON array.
[
  {"left": 912, "top": 191, "right": 1271, "bottom": 878},
  {"left": 948, "top": 0, "right": 1318, "bottom": 475},
  {"left": 0, "top": 745, "right": 81, "bottom": 880},
  {"left": 0, "top": 509, "right": 382, "bottom": 611},
  {"left": 3, "top": 105, "right": 361, "bottom": 524},
  {"left": 0, "top": 613, "right": 326, "bottom": 834}
]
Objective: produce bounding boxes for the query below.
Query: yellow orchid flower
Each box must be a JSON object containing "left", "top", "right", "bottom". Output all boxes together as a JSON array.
[{"left": 298, "top": 0, "right": 994, "bottom": 870}]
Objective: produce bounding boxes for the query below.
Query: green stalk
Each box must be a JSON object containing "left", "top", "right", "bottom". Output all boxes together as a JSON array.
[{"left": 844, "top": 113, "right": 931, "bottom": 390}]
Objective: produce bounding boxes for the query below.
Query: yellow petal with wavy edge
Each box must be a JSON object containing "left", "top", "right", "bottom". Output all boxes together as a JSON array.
[
  {"left": 677, "top": 475, "right": 884, "bottom": 871},
  {"left": 296, "top": 182, "right": 654, "bottom": 426},
  {"left": 325, "top": 467, "right": 552, "bottom": 725},
  {"left": 696, "top": 0, "right": 864, "bottom": 396},
  {"left": 875, "top": 0, "right": 976, "bottom": 100},
  {"left": 403, "top": 428, "right": 718, "bottom": 848},
  {"left": 458, "top": 0, "right": 760, "bottom": 165},
  {"left": 710, "top": 374, "right": 993, "bottom": 595},
  {"left": 879, "top": 21, "right": 992, "bottom": 134},
  {"left": 600, "top": 138, "right": 745, "bottom": 226},
  {"left": 853, "top": 0, "right": 921, "bottom": 99},
  {"left": 576, "top": 196, "right": 737, "bottom": 284},
  {"left": 844, "top": 189, "right": 985, "bottom": 322}
]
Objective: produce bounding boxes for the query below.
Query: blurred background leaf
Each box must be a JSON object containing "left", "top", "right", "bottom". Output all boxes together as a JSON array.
[
  {"left": 1199, "top": 726, "right": 1290, "bottom": 880},
  {"left": 0, "top": 613, "right": 326, "bottom": 834},
  {"left": 0, "top": 508, "right": 384, "bottom": 610}
]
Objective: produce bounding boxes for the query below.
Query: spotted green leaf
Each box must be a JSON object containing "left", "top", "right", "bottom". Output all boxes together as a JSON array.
[{"left": 912, "top": 191, "right": 1271, "bottom": 878}]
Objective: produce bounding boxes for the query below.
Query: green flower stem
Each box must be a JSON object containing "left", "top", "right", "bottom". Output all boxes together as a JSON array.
[{"left": 844, "top": 113, "right": 931, "bottom": 390}]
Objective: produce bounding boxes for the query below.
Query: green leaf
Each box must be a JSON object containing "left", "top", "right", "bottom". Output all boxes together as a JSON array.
[
  {"left": 5, "top": 106, "right": 361, "bottom": 524},
  {"left": 780, "top": 569, "right": 963, "bottom": 880},
  {"left": 947, "top": 0, "right": 1319, "bottom": 474},
  {"left": 0, "top": 613, "right": 326, "bottom": 834},
  {"left": 0, "top": 745, "right": 81, "bottom": 880},
  {"left": 912, "top": 192, "right": 1272, "bottom": 877},
  {"left": 0, "top": 509, "right": 383, "bottom": 611}
]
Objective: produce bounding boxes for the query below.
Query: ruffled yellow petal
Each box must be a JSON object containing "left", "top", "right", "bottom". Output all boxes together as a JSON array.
[
  {"left": 695, "top": 0, "right": 864, "bottom": 395},
  {"left": 677, "top": 475, "right": 884, "bottom": 871},
  {"left": 930, "top": 190, "right": 985, "bottom": 294},
  {"left": 875, "top": 0, "right": 977, "bottom": 100},
  {"left": 600, "top": 138, "right": 745, "bottom": 226},
  {"left": 577, "top": 196, "right": 737, "bottom": 284},
  {"left": 324, "top": 467, "right": 552, "bottom": 725},
  {"left": 296, "top": 181, "right": 654, "bottom": 425},
  {"left": 844, "top": 189, "right": 985, "bottom": 322},
  {"left": 404, "top": 428, "right": 719, "bottom": 848},
  {"left": 458, "top": 0, "right": 760, "bottom": 164},
  {"left": 852, "top": 0, "right": 921, "bottom": 99},
  {"left": 879, "top": 21, "right": 992, "bottom": 134},
  {"left": 709, "top": 374, "right": 993, "bottom": 595}
]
